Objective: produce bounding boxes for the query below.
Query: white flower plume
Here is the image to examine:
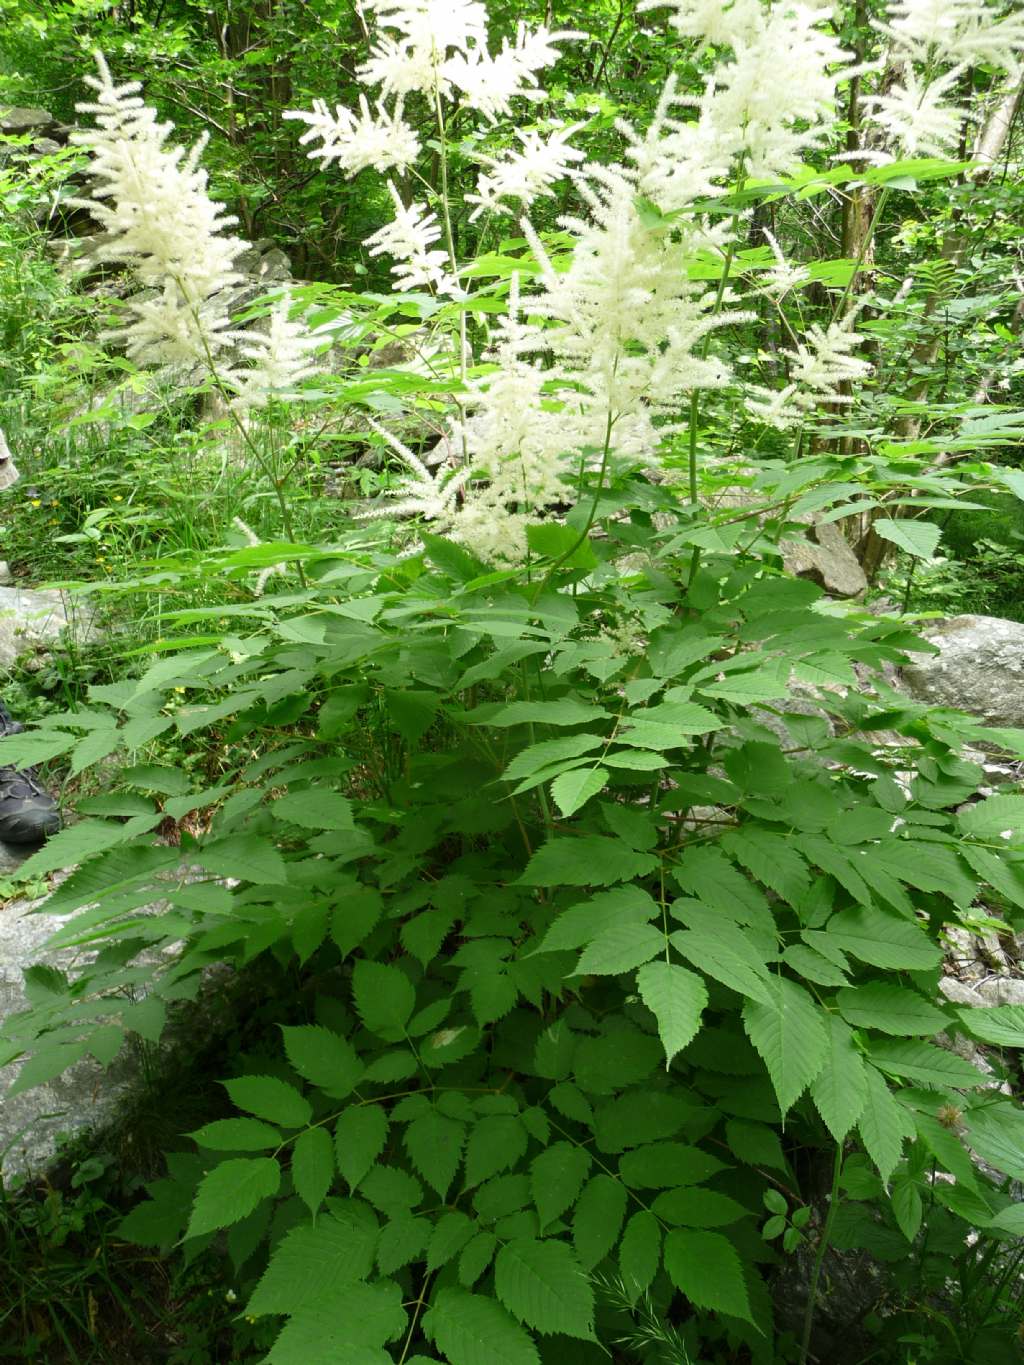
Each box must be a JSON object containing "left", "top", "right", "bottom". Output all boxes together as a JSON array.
[
  {"left": 364, "top": 182, "right": 458, "bottom": 295},
  {"left": 467, "top": 125, "right": 585, "bottom": 220},
  {"left": 874, "top": 0, "right": 1024, "bottom": 71},
  {"left": 863, "top": 66, "right": 966, "bottom": 157},
  {"left": 70, "top": 51, "right": 248, "bottom": 364},
  {"left": 361, "top": 418, "right": 470, "bottom": 524},
  {"left": 638, "top": 0, "right": 764, "bottom": 48},
  {"left": 284, "top": 94, "right": 420, "bottom": 176},
  {"left": 748, "top": 311, "right": 873, "bottom": 429},
  {"left": 227, "top": 290, "right": 322, "bottom": 415}
]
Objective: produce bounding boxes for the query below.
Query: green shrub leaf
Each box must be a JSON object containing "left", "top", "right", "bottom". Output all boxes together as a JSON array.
[
  {"left": 187, "top": 1157, "right": 280, "bottom": 1238},
  {"left": 494, "top": 1238, "right": 595, "bottom": 1339},
  {"left": 637, "top": 960, "right": 708, "bottom": 1067}
]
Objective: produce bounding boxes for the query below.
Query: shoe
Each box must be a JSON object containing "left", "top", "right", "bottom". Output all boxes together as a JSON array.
[{"left": 0, "top": 700, "right": 61, "bottom": 844}]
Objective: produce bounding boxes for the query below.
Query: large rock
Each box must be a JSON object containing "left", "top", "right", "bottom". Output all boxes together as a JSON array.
[
  {"left": 0, "top": 877, "right": 136, "bottom": 1179},
  {"left": 0, "top": 106, "right": 57, "bottom": 136},
  {"left": 901, "top": 615, "right": 1024, "bottom": 728},
  {"left": 782, "top": 520, "right": 868, "bottom": 599},
  {"left": 0, "top": 584, "right": 101, "bottom": 671}
]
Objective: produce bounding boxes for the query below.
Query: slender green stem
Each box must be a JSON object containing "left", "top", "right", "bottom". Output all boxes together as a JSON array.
[
  {"left": 431, "top": 75, "right": 468, "bottom": 386},
  {"left": 800, "top": 1142, "right": 844, "bottom": 1365},
  {"left": 530, "top": 405, "right": 615, "bottom": 606}
]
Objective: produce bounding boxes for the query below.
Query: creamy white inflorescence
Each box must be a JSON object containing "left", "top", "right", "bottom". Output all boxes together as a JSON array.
[{"left": 73, "top": 53, "right": 320, "bottom": 405}]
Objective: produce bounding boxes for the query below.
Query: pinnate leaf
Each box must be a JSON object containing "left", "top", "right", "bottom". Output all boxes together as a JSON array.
[
  {"left": 281, "top": 1024, "right": 364, "bottom": 1097},
  {"left": 530, "top": 1142, "right": 591, "bottom": 1227},
  {"left": 224, "top": 1075, "right": 312, "bottom": 1128},
  {"left": 825, "top": 906, "right": 940, "bottom": 971},
  {"left": 619, "top": 1211, "right": 661, "bottom": 1299},
  {"left": 859, "top": 1065, "right": 913, "bottom": 1183},
  {"left": 405, "top": 1110, "right": 466, "bottom": 1197},
  {"left": 742, "top": 978, "right": 828, "bottom": 1115},
  {"left": 576, "top": 922, "right": 663, "bottom": 975},
  {"left": 573, "top": 1175, "right": 628, "bottom": 1270},
  {"left": 811, "top": 1016, "right": 867, "bottom": 1142},
  {"left": 292, "top": 1126, "right": 334, "bottom": 1215},
  {"left": 637, "top": 960, "right": 708, "bottom": 1067},
  {"left": 519, "top": 836, "right": 658, "bottom": 887},
  {"left": 335, "top": 1104, "right": 389, "bottom": 1190},
  {"left": 247, "top": 1207, "right": 378, "bottom": 1316},
  {"left": 352, "top": 960, "right": 416, "bottom": 1040},
  {"left": 189, "top": 1118, "right": 281, "bottom": 1151},
  {"left": 836, "top": 984, "right": 947, "bottom": 1036},
  {"left": 494, "top": 1238, "right": 595, "bottom": 1339},
  {"left": 550, "top": 767, "right": 609, "bottom": 816},
  {"left": 663, "top": 1229, "right": 753, "bottom": 1323},
  {"left": 187, "top": 1157, "right": 280, "bottom": 1238},
  {"left": 423, "top": 1288, "right": 539, "bottom": 1365}
]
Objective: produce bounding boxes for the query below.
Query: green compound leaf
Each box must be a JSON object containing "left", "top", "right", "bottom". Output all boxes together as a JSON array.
[
  {"left": 550, "top": 766, "right": 609, "bottom": 817},
  {"left": 575, "top": 922, "right": 664, "bottom": 975},
  {"left": 873, "top": 517, "right": 940, "bottom": 560},
  {"left": 957, "top": 1005, "right": 1024, "bottom": 1047},
  {"left": 859, "top": 1065, "right": 914, "bottom": 1183},
  {"left": 868, "top": 1038, "right": 987, "bottom": 1090},
  {"left": 334, "top": 1104, "right": 389, "bottom": 1191},
  {"left": 281, "top": 1024, "right": 364, "bottom": 1097},
  {"left": 836, "top": 984, "right": 947, "bottom": 1037},
  {"left": 423, "top": 1288, "right": 540, "bottom": 1365},
  {"left": 265, "top": 1282, "right": 406, "bottom": 1364},
  {"left": 619, "top": 1210, "right": 661, "bottom": 1300},
  {"left": 636, "top": 960, "right": 708, "bottom": 1067},
  {"left": 248, "top": 1207, "right": 378, "bottom": 1316},
  {"left": 811, "top": 1016, "right": 867, "bottom": 1142},
  {"left": 224, "top": 1075, "right": 312, "bottom": 1128},
  {"left": 187, "top": 1157, "right": 280, "bottom": 1239},
  {"left": 573, "top": 1175, "right": 628, "bottom": 1271},
  {"left": 292, "top": 1126, "right": 334, "bottom": 1216},
  {"left": 663, "top": 1229, "right": 754, "bottom": 1323},
  {"left": 189, "top": 1118, "right": 282, "bottom": 1151},
  {"left": 959, "top": 793, "right": 1024, "bottom": 840},
  {"left": 530, "top": 1141, "right": 591, "bottom": 1228},
  {"left": 825, "top": 905, "right": 941, "bottom": 971},
  {"left": 519, "top": 835, "right": 659, "bottom": 887},
  {"left": 273, "top": 789, "right": 355, "bottom": 830},
  {"left": 405, "top": 1110, "right": 466, "bottom": 1197},
  {"left": 494, "top": 1238, "right": 596, "bottom": 1340},
  {"left": 742, "top": 977, "right": 828, "bottom": 1115},
  {"left": 352, "top": 959, "right": 416, "bottom": 1040}
]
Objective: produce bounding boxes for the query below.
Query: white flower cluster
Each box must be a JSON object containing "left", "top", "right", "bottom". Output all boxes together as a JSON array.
[
  {"left": 364, "top": 183, "right": 456, "bottom": 295},
  {"left": 747, "top": 312, "right": 874, "bottom": 429},
  {"left": 286, "top": 2, "right": 576, "bottom": 295},
  {"left": 641, "top": 0, "right": 855, "bottom": 176},
  {"left": 70, "top": 52, "right": 248, "bottom": 365},
  {"left": 370, "top": 0, "right": 871, "bottom": 560},
  {"left": 285, "top": 95, "right": 420, "bottom": 176},
  {"left": 865, "top": 0, "right": 1024, "bottom": 155},
  {"left": 73, "top": 54, "right": 320, "bottom": 409},
  {"left": 467, "top": 125, "right": 585, "bottom": 220},
  {"left": 227, "top": 291, "right": 323, "bottom": 415}
]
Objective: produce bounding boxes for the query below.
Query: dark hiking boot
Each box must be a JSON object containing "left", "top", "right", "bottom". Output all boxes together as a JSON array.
[{"left": 0, "top": 700, "right": 61, "bottom": 844}]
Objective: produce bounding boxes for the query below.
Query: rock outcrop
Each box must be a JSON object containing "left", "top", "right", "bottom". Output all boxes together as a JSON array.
[
  {"left": 0, "top": 584, "right": 101, "bottom": 671},
  {"left": 901, "top": 614, "right": 1024, "bottom": 729}
]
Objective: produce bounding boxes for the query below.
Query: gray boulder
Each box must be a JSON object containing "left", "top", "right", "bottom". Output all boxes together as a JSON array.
[
  {"left": 0, "top": 106, "right": 57, "bottom": 136},
  {"left": 0, "top": 870, "right": 136, "bottom": 1179},
  {"left": 782, "top": 519, "right": 868, "bottom": 599},
  {"left": 0, "top": 584, "right": 101, "bottom": 671},
  {"left": 901, "top": 615, "right": 1024, "bottom": 728}
]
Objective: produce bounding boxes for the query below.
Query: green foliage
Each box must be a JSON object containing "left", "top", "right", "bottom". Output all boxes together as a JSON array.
[{"left": 5, "top": 517, "right": 1024, "bottom": 1362}]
